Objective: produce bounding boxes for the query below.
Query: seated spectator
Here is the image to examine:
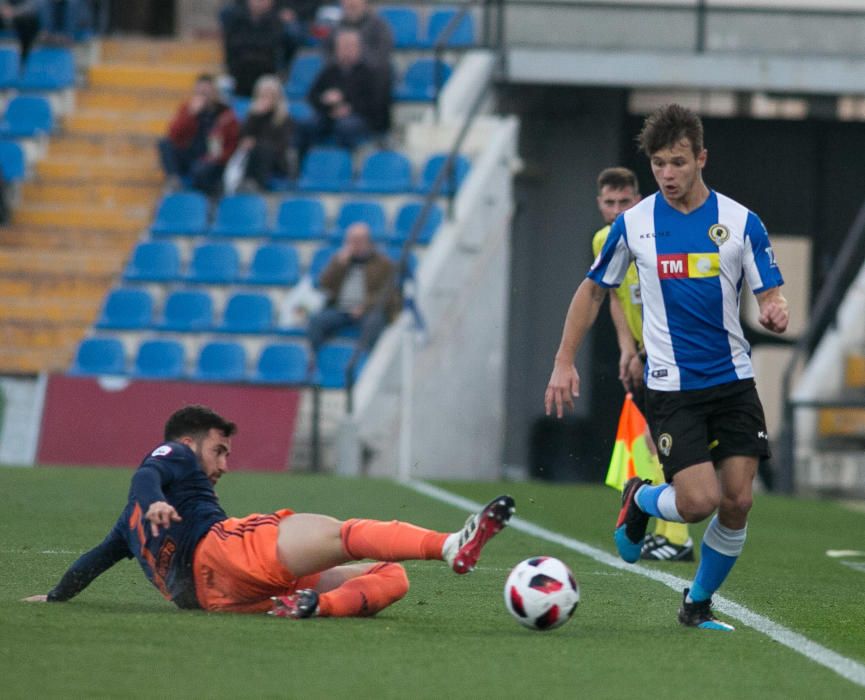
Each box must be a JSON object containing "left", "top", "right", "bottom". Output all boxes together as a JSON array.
[
  {"left": 322, "top": 0, "right": 392, "bottom": 70},
  {"left": 0, "top": 0, "right": 41, "bottom": 61},
  {"left": 307, "top": 221, "right": 401, "bottom": 355},
  {"left": 223, "top": 0, "right": 292, "bottom": 97},
  {"left": 157, "top": 74, "right": 240, "bottom": 196},
  {"left": 297, "top": 28, "right": 391, "bottom": 155},
  {"left": 234, "top": 73, "right": 294, "bottom": 190}
]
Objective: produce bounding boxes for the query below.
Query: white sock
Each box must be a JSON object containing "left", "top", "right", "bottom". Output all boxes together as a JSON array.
[{"left": 657, "top": 486, "right": 685, "bottom": 523}]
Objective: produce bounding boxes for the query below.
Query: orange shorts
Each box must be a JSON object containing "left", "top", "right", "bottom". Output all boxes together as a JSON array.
[{"left": 193, "top": 509, "right": 321, "bottom": 613}]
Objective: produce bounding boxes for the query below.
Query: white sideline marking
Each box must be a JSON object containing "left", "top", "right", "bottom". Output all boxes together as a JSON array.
[{"left": 406, "top": 480, "right": 865, "bottom": 689}]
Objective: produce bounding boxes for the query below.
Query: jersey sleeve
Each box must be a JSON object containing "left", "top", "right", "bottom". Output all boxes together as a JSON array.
[
  {"left": 587, "top": 217, "right": 632, "bottom": 288},
  {"left": 743, "top": 212, "right": 784, "bottom": 293},
  {"left": 46, "top": 517, "right": 132, "bottom": 602}
]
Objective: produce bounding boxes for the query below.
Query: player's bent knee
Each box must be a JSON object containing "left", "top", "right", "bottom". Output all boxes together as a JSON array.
[
  {"left": 677, "top": 495, "right": 719, "bottom": 523},
  {"left": 721, "top": 494, "right": 753, "bottom": 518}
]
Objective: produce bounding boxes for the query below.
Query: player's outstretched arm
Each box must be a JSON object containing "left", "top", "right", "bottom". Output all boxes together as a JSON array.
[
  {"left": 756, "top": 286, "right": 789, "bottom": 334},
  {"left": 545, "top": 278, "right": 607, "bottom": 418}
]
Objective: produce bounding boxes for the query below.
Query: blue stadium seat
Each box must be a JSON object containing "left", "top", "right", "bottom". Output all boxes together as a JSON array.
[
  {"left": 122, "top": 241, "right": 181, "bottom": 283},
  {"left": 284, "top": 53, "right": 323, "bottom": 99},
  {"left": 251, "top": 342, "right": 310, "bottom": 384},
  {"left": 288, "top": 100, "right": 314, "bottom": 122},
  {"left": 0, "top": 141, "right": 26, "bottom": 182},
  {"left": 394, "top": 59, "right": 452, "bottom": 101},
  {"left": 0, "top": 47, "right": 20, "bottom": 89},
  {"left": 417, "top": 153, "right": 470, "bottom": 194},
  {"left": 132, "top": 339, "right": 186, "bottom": 380},
  {"left": 426, "top": 8, "right": 476, "bottom": 47},
  {"left": 386, "top": 245, "right": 418, "bottom": 279},
  {"left": 379, "top": 7, "right": 421, "bottom": 48},
  {"left": 271, "top": 197, "right": 327, "bottom": 240},
  {"left": 209, "top": 193, "right": 269, "bottom": 237},
  {"left": 184, "top": 242, "right": 240, "bottom": 284},
  {"left": 95, "top": 288, "right": 154, "bottom": 330},
  {"left": 312, "top": 343, "right": 366, "bottom": 388},
  {"left": 192, "top": 341, "right": 247, "bottom": 382},
  {"left": 0, "top": 96, "right": 54, "bottom": 138},
  {"left": 355, "top": 150, "right": 413, "bottom": 194},
  {"left": 69, "top": 337, "right": 126, "bottom": 376},
  {"left": 245, "top": 244, "right": 301, "bottom": 286},
  {"left": 231, "top": 95, "right": 251, "bottom": 121},
  {"left": 297, "top": 147, "right": 353, "bottom": 192},
  {"left": 392, "top": 201, "right": 443, "bottom": 244},
  {"left": 157, "top": 290, "right": 214, "bottom": 331},
  {"left": 218, "top": 292, "right": 274, "bottom": 333},
  {"left": 150, "top": 192, "right": 209, "bottom": 237},
  {"left": 17, "top": 47, "right": 76, "bottom": 90},
  {"left": 309, "top": 245, "right": 338, "bottom": 286},
  {"left": 333, "top": 200, "right": 388, "bottom": 241}
]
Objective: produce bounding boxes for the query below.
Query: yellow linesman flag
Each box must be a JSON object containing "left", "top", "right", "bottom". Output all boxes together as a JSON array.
[{"left": 605, "top": 393, "right": 656, "bottom": 492}]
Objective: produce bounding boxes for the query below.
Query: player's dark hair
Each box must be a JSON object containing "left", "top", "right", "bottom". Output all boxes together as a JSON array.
[
  {"left": 597, "top": 167, "right": 639, "bottom": 194},
  {"left": 195, "top": 73, "right": 215, "bottom": 84},
  {"left": 164, "top": 405, "right": 236, "bottom": 442},
  {"left": 638, "top": 104, "right": 704, "bottom": 157}
]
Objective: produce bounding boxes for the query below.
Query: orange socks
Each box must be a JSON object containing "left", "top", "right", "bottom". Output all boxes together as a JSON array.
[
  {"left": 317, "top": 563, "right": 409, "bottom": 617},
  {"left": 340, "top": 518, "right": 448, "bottom": 562}
]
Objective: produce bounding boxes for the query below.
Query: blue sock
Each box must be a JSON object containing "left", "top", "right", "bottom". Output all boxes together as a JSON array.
[
  {"left": 635, "top": 483, "right": 668, "bottom": 518},
  {"left": 689, "top": 516, "right": 746, "bottom": 603}
]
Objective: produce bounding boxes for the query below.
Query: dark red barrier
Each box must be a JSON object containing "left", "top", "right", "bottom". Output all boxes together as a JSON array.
[{"left": 37, "top": 375, "right": 302, "bottom": 471}]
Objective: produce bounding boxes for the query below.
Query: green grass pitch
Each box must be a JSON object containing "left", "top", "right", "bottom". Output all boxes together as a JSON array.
[{"left": 1, "top": 467, "right": 864, "bottom": 699}]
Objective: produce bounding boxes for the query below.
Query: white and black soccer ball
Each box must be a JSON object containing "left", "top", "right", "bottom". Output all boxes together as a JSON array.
[{"left": 503, "top": 556, "right": 580, "bottom": 631}]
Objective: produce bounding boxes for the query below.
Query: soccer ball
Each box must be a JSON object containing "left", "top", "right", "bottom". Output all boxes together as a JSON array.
[{"left": 503, "top": 556, "right": 580, "bottom": 631}]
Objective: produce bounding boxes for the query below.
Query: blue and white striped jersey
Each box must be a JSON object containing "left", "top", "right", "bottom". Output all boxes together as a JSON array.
[{"left": 588, "top": 190, "right": 784, "bottom": 391}]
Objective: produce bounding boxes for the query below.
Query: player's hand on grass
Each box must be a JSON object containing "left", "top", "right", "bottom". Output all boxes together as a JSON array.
[
  {"left": 22, "top": 594, "right": 48, "bottom": 602},
  {"left": 545, "top": 360, "right": 580, "bottom": 418},
  {"left": 145, "top": 501, "right": 182, "bottom": 536}
]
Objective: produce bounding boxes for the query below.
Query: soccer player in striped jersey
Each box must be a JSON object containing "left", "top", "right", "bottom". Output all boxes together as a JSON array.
[
  {"left": 593, "top": 166, "right": 694, "bottom": 562},
  {"left": 24, "top": 405, "right": 514, "bottom": 618},
  {"left": 546, "top": 104, "right": 788, "bottom": 631}
]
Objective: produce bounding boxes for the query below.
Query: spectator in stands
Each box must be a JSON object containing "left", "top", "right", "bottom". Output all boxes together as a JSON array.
[
  {"left": 0, "top": 0, "right": 41, "bottom": 61},
  {"left": 234, "top": 73, "right": 295, "bottom": 190},
  {"left": 158, "top": 74, "right": 240, "bottom": 196},
  {"left": 223, "top": 0, "right": 293, "bottom": 97},
  {"left": 297, "top": 28, "right": 391, "bottom": 156},
  {"left": 307, "top": 221, "right": 401, "bottom": 355},
  {"left": 41, "top": 0, "right": 91, "bottom": 44},
  {"left": 323, "top": 0, "right": 392, "bottom": 70}
]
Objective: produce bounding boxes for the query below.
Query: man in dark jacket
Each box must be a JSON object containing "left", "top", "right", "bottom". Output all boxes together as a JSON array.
[{"left": 223, "top": 0, "right": 288, "bottom": 97}]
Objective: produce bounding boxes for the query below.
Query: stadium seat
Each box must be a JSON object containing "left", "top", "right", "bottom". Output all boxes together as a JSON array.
[
  {"left": 231, "top": 95, "right": 251, "bottom": 121},
  {"left": 392, "top": 201, "right": 443, "bottom": 244},
  {"left": 355, "top": 150, "right": 413, "bottom": 194},
  {"left": 157, "top": 290, "right": 214, "bottom": 331},
  {"left": 245, "top": 244, "right": 301, "bottom": 286},
  {"left": 150, "top": 191, "right": 209, "bottom": 237},
  {"left": 251, "top": 342, "right": 310, "bottom": 384},
  {"left": 132, "top": 339, "right": 186, "bottom": 380},
  {"left": 0, "top": 47, "right": 19, "bottom": 89},
  {"left": 16, "top": 47, "right": 76, "bottom": 90},
  {"left": 288, "top": 100, "right": 314, "bottom": 122},
  {"left": 95, "top": 288, "right": 154, "bottom": 330},
  {"left": 184, "top": 242, "right": 241, "bottom": 284},
  {"left": 297, "top": 147, "right": 353, "bottom": 192},
  {"left": 69, "top": 337, "right": 126, "bottom": 376},
  {"left": 426, "top": 8, "right": 476, "bottom": 47},
  {"left": 209, "top": 193, "right": 269, "bottom": 237},
  {"left": 192, "top": 341, "right": 247, "bottom": 382},
  {"left": 0, "top": 141, "right": 26, "bottom": 182},
  {"left": 333, "top": 200, "right": 389, "bottom": 241},
  {"left": 379, "top": 7, "right": 421, "bottom": 48},
  {"left": 122, "top": 241, "right": 182, "bottom": 283},
  {"left": 217, "top": 292, "right": 274, "bottom": 333},
  {"left": 0, "top": 95, "right": 54, "bottom": 138},
  {"left": 308, "top": 245, "right": 339, "bottom": 286},
  {"left": 386, "top": 245, "right": 418, "bottom": 280},
  {"left": 284, "top": 53, "right": 323, "bottom": 99},
  {"left": 394, "top": 59, "right": 452, "bottom": 102},
  {"left": 271, "top": 197, "right": 327, "bottom": 240},
  {"left": 312, "top": 343, "right": 366, "bottom": 388},
  {"left": 417, "top": 153, "right": 470, "bottom": 194}
]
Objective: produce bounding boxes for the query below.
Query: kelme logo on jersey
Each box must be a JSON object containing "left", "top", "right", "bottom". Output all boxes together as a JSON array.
[
  {"left": 657, "top": 253, "right": 720, "bottom": 279},
  {"left": 708, "top": 224, "right": 730, "bottom": 246}
]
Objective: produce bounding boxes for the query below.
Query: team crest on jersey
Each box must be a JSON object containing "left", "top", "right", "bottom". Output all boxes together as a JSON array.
[
  {"left": 151, "top": 445, "right": 172, "bottom": 457},
  {"left": 708, "top": 224, "right": 730, "bottom": 246},
  {"left": 658, "top": 433, "right": 673, "bottom": 457}
]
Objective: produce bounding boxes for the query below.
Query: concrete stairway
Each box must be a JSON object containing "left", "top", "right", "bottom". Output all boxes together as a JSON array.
[{"left": 0, "top": 37, "right": 221, "bottom": 374}]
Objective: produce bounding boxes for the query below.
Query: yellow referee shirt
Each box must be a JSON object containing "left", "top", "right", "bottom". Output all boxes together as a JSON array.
[{"left": 592, "top": 224, "right": 643, "bottom": 348}]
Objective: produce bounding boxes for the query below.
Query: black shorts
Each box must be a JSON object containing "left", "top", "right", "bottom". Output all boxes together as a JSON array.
[{"left": 645, "top": 378, "right": 770, "bottom": 482}]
